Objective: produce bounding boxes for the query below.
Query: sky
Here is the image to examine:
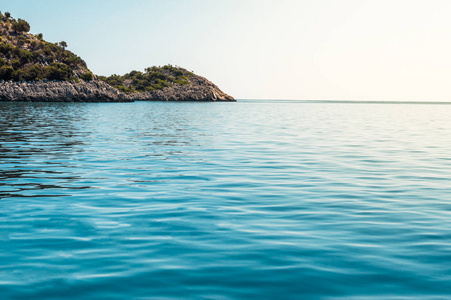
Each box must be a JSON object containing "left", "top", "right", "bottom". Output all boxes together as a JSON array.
[{"left": 2, "top": 0, "right": 451, "bottom": 101}]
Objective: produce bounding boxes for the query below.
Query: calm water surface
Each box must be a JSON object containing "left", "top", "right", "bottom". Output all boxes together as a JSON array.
[{"left": 1, "top": 100, "right": 451, "bottom": 299}]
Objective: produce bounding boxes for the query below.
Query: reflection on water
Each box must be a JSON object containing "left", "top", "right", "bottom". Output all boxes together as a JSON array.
[
  {"left": 1, "top": 101, "right": 451, "bottom": 299},
  {"left": 0, "top": 103, "right": 89, "bottom": 198}
]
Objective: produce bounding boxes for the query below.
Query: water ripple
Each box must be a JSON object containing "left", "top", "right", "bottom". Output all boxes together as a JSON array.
[{"left": 1, "top": 102, "right": 451, "bottom": 298}]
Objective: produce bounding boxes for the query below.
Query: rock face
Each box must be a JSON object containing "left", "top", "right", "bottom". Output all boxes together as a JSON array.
[
  {"left": 0, "top": 80, "right": 130, "bottom": 102},
  {"left": 0, "top": 74, "right": 235, "bottom": 102},
  {"left": 128, "top": 73, "right": 235, "bottom": 102}
]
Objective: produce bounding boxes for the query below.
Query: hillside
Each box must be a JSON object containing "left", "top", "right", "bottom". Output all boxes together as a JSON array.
[
  {"left": 0, "top": 12, "right": 93, "bottom": 82},
  {"left": 0, "top": 12, "right": 234, "bottom": 102},
  {"left": 99, "top": 65, "right": 235, "bottom": 101}
]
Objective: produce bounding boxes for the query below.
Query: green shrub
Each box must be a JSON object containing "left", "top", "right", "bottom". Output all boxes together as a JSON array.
[
  {"left": 11, "top": 59, "right": 20, "bottom": 70},
  {"left": 17, "top": 36, "right": 27, "bottom": 47},
  {"left": 0, "top": 65, "right": 14, "bottom": 80},
  {"left": 80, "top": 72, "right": 93, "bottom": 81},
  {"left": 175, "top": 79, "right": 189, "bottom": 85},
  {"left": 30, "top": 40, "right": 37, "bottom": 50},
  {"left": 17, "top": 49, "right": 33, "bottom": 65},
  {"left": 45, "top": 63, "right": 73, "bottom": 81},
  {"left": 69, "top": 76, "right": 80, "bottom": 83},
  {"left": 0, "top": 43, "right": 14, "bottom": 56},
  {"left": 99, "top": 65, "right": 192, "bottom": 94},
  {"left": 22, "top": 64, "right": 45, "bottom": 81},
  {"left": 11, "top": 18, "right": 30, "bottom": 33}
]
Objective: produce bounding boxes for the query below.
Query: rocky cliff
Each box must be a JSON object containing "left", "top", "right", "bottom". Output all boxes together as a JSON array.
[
  {"left": 0, "top": 74, "right": 235, "bottom": 102},
  {"left": 0, "top": 80, "right": 129, "bottom": 102},
  {"left": 0, "top": 75, "right": 235, "bottom": 102}
]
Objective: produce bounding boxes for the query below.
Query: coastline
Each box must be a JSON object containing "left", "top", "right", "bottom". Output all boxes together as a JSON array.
[
  {"left": 0, "top": 77, "right": 235, "bottom": 102},
  {"left": 0, "top": 80, "right": 130, "bottom": 102}
]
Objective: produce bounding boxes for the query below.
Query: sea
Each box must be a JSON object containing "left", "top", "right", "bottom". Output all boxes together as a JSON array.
[{"left": 1, "top": 100, "right": 451, "bottom": 299}]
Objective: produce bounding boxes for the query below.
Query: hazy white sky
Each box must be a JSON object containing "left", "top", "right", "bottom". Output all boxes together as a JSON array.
[{"left": 3, "top": 0, "right": 451, "bottom": 100}]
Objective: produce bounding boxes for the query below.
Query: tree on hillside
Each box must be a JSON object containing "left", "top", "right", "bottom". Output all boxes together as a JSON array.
[
  {"left": 4, "top": 12, "right": 11, "bottom": 20},
  {"left": 80, "top": 72, "right": 93, "bottom": 81},
  {"left": 12, "top": 19, "right": 30, "bottom": 33},
  {"left": 59, "top": 41, "right": 67, "bottom": 50},
  {"left": 0, "top": 65, "right": 14, "bottom": 80}
]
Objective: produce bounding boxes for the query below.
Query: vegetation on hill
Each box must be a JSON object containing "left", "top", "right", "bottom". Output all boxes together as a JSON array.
[
  {"left": 0, "top": 11, "right": 93, "bottom": 82},
  {"left": 0, "top": 13, "right": 233, "bottom": 101},
  {"left": 98, "top": 65, "right": 193, "bottom": 94}
]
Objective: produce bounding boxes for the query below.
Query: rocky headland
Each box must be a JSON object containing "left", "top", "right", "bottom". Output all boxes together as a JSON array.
[
  {"left": 0, "top": 12, "right": 234, "bottom": 102},
  {"left": 122, "top": 72, "right": 234, "bottom": 102}
]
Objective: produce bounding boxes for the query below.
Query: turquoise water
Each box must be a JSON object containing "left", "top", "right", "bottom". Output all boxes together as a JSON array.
[{"left": 1, "top": 100, "right": 451, "bottom": 299}]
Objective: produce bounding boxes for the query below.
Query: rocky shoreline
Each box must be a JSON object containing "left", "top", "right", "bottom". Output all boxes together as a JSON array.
[
  {"left": 0, "top": 74, "right": 235, "bottom": 102},
  {"left": 0, "top": 80, "right": 129, "bottom": 102}
]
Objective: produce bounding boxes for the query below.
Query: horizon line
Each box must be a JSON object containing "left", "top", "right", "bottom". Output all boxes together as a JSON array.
[{"left": 237, "top": 99, "right": 451, "bottom": 104}]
